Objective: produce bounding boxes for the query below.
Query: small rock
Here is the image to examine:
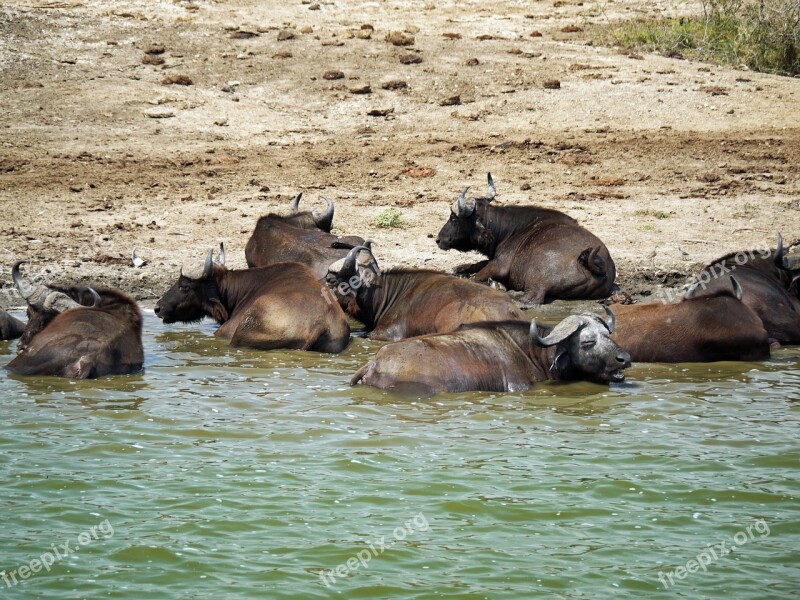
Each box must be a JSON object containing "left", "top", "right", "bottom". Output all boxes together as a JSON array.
[
  {"left": 141, "top": 54, "right": 165, "bottom": 65},
  {"left": 465, "top": 57, "right": 479, "bottom": 66},
  {"left": 144, "top": 108, "right": 175, "bottom": 118},
  {"left": 402, "top": 166, "right": 436, "bottom": 177},
  {"left": 272, "top": 51, "right": 292, "bottom": 59},
  {"left": 300, "top": 25, "right": 313, "bottom": 34},
  {"left": 520, "top": 182, "right": 531, "bottom": 190},
  {"left": 308, "top": 3, "right": 320, "bottom": 9},
  {"left": 399, "top": 54, "right": 422, "bottom": 64},
  {"left": 442, "top": 32, "right": 461, "bottom": 40},
  {"left": 543, "top": 79, "right": 561, "bottom": 89},
  {"left": 277, "top": 30, "right": 295, "bottom": 41},
  {"left": 162, "top": 74, "right": 193, "bottom": 85},
  {"left": 439, "top": 94, "right": 461, "bottom": 106},
  {"left": 214, "top": 118, "right": 229, "bottom": 126},
  {"left": 350, "top": 84, "right": 372, "bottom": 94},
  {"left": 367, "top": 108, "right": 394, "bottom": 117},
  {"left": 323, "top": 70, "right": 345, "bottom": 80},
  {"left": 561, "top": 25, "right": 583, "bottom": 33},
  {"left": 145, "top": 44, "right": 165, "bottom": 55},
  {"left": 386, "top": 31, "right": 415, "bottom": 46},
  {"left": 530, "top": 30, "right": 543, "bottom": 37},
  {"left": 381, "top": 80, "right": 408, "bottom": 90},
  {"left": 230, "top": 30, "right": 259, "bottom": 39},
  {"left": 69, "top": 185, "right": 83, "bottom": 193}
]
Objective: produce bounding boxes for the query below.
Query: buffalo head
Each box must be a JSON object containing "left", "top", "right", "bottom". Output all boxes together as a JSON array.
[
  {"left": 436, "top": 173, "right": 496, "bottom": 251},
  {"left": 286, "top": 193, "right": 335, "bottom": 232},
  {"left": 326, "top": 244, "right": 380, "bottom": 311},
  {"left": 531, "top": 307, "right": 630, "bottom": 383},
  {"left": 155, "top": 249, "right": 228, "bottom": 324}
]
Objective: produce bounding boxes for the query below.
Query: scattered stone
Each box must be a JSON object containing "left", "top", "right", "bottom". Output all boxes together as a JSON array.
[
  {"left": 162, "top": 74, "right": 193, "bottom": 85},
  {"left": 698, "top": 173, "right": 721, "bottom": 183},
  {"left": 530, "top": 30, "right": 543, "bottom": 37},
  {"left": 699, "top": 85, "right": 728, "bottom": 95},
  {"left": 403, "top": 167, "right": 436, "bottom": 177},
  {"left": 144, "top": 108, "right": 175, "bottom": 118},
  {"left": 142, "top": 54, "right": 165, "bottom": 65},
  {"left": 442, "top": 32, "right": 461, "bottom": 40},
  {"left": 399, "top": 54, "right": 423, "bottom": 64},
  {"left": 367, "top": 108, "right": 394, "bottom": 117},
  {"left": 386, "top": 31, "right": 415, "bottom": 46},
  {"left": 69, "top": 185, "right": 83, "bottom": 193},
  {"left": 277, "top": 30, "right": 295, "bottom": 41},
  {"left": 465, "top": 57, "right": 479, "bottom": 66},
  {"left": 591, "top": 176, "right": 625, "bottom": 186},
  {"left": 381, "top": 80, "right": 408, "bottom": 90},
  {"left": 439, "top": 94, "right": 460, "bottom": 106},
  {"left": 230, "top": 30, "right": 259, "bottom": 39},
  {"left": 214, "top": 118, "right": 229, "bottom": 126},
  {"left": 350, "top": 84, "right": 372, "bottom": 94},
  {"left": 145, "top": 44, "right": 165, "bottom": 55},
  {"left": 520, "top": 182, "right": 531, "bottom": 190},
  {"left": 476, "top": 34, "right": 495, "bottom": 41},
  {"left": 561, "top": 25, "right": 583, "bottom": 33},
  {"left": 308, "top": 3, "right": 320, "bottom": 9},
  {"left": 323, "top": 70, "right": 345, "bottom": 80},
  {"left": 272, "top": 51, "right": 292, "bottom": 59},
  {"left": 627, "top": 52, "right": 644, "bottom": 60},
  {"left": 543, "top": 79, "right": 560, "bottom": 89},
  {"left": 300, "top": 25, "right": 313, "bottom": 34}
]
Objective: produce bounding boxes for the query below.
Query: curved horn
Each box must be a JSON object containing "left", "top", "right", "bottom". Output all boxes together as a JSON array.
[
  {"left": 313, "top": 196, "right": 335, "bottom": 230},
  {"left": 12, "top": 260, "right": 48, "bottom": 306},
  {"left": 730, "top": 275, "right": 743, "bottom": 301},
  {"left": 452, "top": 186, "right": 475, "bottom": 217},
  {"left": 76, "top": 286, "right": 101, "bottom": 308},
  {"left": 363, "top": 239, "right": 375, "bottom": 250},
  {"left": 289, "top": 192, "right": 303, "bottom": 213},
  {"left": 531, "top": 315, "right": 585, "bottom": 348},
  {"left": 603, "top": 305, "right": 616, "bottom": 334},
  {"left": 789, "top": 275, "right": 800, "bottom": 295},
  {"left": 202, "top": 249, "right": 214, "bottom": 279},
  {"left": 131, "top": 247, "right": 146, "bottom": 268},
  {"left": 684, "top": 279, "right": 702, "bottom": 300},
  {"left": 218, "top": 242, "right": 226, "bottom": 266},
  {"left": 486, "top": 172, "right": 496, "bottom": 201},
  {"left": 775, "top": 232, "right": 786, "bottom": 269}
]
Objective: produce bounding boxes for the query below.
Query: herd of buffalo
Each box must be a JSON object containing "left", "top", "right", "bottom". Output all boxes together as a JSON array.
[{"left": 2, "top": 173, "right": 798, "bottom": 394}]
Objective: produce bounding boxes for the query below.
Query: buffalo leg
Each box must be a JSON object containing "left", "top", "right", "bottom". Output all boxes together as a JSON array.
[
  {"left": 453, "top": 260, "right": 489, "bottom": 276},
  {"left": 473, "top": 260, "right": 508, "bottom": 283}
]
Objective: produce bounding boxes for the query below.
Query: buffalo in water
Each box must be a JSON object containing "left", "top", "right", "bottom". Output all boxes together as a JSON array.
[
  {"left": 6, "top": 261, "right": 144, "bottom": 378},
  {"left": 689, "top": 233, "right": 800, "bottom": 345},
  {"left": 326, "top": 245, "right": 525, "bottom": 341},
  {"left": 245, "top": 194, "right": 365, "bottom": 278},
  {"left": 436, "top": 173, "right": 615, "bottom": 304},
  {"left": 155, "top": 248, "right": 350, "bottom": 353},
  {"left": 611, "top": 277, "right": 770, "bottom": 363},
  {"left": 0, "top": 309, "right": 25, "bottom": 341},
  {"left": 351, "top": 308, "right": 630, "bottom": 395}
]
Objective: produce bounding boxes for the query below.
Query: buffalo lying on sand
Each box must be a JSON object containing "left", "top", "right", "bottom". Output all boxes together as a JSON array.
[
  {"left": 351, "top": 309, "right": 631, "bottom": 394},
  {"left": 6, "top": 261, "right": 144, "bottom": 378},
  {"left": 155, "top": 249, "right": 350, "bottom": 353},
  {"left": 436, "top": 173, "right": 615, "bottom": 304},
  {"left": 326, "top": 245, "right": 525, "bottom": 341},
  {"left": 0, "top": 309, "right": 25, "bottom": 341},
  {"left": 245, "top": 194, "right": 365, "bottom": 278},
  {"left": 689, "top": 233, "right": 800, "bottom": 345},
  {"left": 611, "top": 277, "right": 770, "bottom": 363}
]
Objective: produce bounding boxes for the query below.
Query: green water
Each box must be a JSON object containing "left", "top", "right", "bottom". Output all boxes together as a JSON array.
[{"left": 0, "top": 309, "right": 798, "bottom": 599}]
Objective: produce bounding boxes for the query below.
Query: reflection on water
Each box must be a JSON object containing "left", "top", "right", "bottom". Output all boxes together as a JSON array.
[{"left": 0, "top": 310, "right": 798, "bottom": 599}]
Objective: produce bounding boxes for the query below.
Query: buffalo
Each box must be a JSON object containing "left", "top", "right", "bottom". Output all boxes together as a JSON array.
[
  {"left": 0, "top": 309, "right": 25, "bottom": 341},
  {"left": 436, "top": 173, "right": 616, "bottom": 304},
  {"left": 689, "top": 233, "right": 800, "bottom": 345},
  {"left": 245, "top": 194, "right": 365, "bottom": 278},
  {"left": 326, "top": 245, "right": 525, "bottom": 341},
  {"left": 155, "top": 249, "right": 350, "bottom": 353},
  {"left": 351, "top": 308, "right": 631, "bottom": 394},
  {"left": 6, "top": 261, "right": 144, "bottom": 378},
  {"left": 611, "top": 277, "right": 770, "bottom": 362}
]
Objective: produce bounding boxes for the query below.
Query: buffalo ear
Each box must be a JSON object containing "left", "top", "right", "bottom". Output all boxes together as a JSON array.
[
  {"left": 209, "top": 300, "right": 229, "bottom": 323},
  {"left": 551, "top": 346, "right": 570, "bottom": 373},
  {"left": 356, "top": 248, "right": 382, "bottom": 287}
]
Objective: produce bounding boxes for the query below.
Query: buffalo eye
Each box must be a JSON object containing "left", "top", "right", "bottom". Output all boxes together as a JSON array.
[
  {"left": 179, "top": 283, "right": 191, "bottom": 292},
  {"left": 581, "top": 339, "right": 596, "bottom": 349}
]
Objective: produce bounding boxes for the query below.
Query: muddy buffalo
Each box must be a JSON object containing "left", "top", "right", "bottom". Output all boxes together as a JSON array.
[
  {"left": 156, "top": 249, "right": 350, "bottom": 352},
  {"left": 436, "top": 173, "right": 615, "bottom": 304},
  {"left": 326, "top": 245, "right": 525, "bottom": 341},
  {"left": 689, "top": 233, "right": 800, "bottom": 345},
  {"left": 0, "top": 309, "right": 25, "bottom": 341},
  {"left": 245, "top": 194, "right": 365, "bottom": 278},
  {"left": 6, "top": 261, "right": 144, "bottom": 378},
  {"left": 351, "top": 309, "right": 630, "bottom": 394},
  {"left": 611, "top": 277, "right": 770, "bottom": 362}
]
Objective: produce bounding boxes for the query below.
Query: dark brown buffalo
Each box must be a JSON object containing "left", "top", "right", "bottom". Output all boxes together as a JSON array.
[
  {"left": 436, "top": 173, "right": 615, "bottom": 304},
  {"left": 351, "top": 309, "right": 631, "bottom": 394},
  {"left": 245, "top": 194, "right": 365, "bottom": 278},
  {"left": 611, "top": 277, "right": 770, "bottom": 362},
  {"left": 326, "top": 245, "right": 525, "bottom": 341},
  {"left": 6, "top": 262, "right": 144, "bottom": 378},
  {"left": 688, "top": 233, "right": 800, "bottom": 344},
  {"left": 0, "top": 309, "right": 25, "bottom": 341},
  {"left": 155, "top": 249, "right": 350, "bottom": 352}
]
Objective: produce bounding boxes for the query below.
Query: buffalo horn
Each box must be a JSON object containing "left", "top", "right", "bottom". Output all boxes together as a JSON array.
[
  {"left": 202, "top": 249, "right": 214, "bottom": 279},
  {"left": 218, "top": 242, "right": 226, "bottom": 266},
  {"left": 486, "top": 172, "right": 497, "bottom": 201},
  {"left": 131, "top": 248, "right": 146, "bottom": 268},
  {"left": 603, "top": 305, "right": 616, "bottom": 334},
  {"left": 313, "top": 196, "right": 335, "bottom": 229},
  {"left": 531, "top": 315, "right": 585, "bottom": 348},
  {"left": 684, "top": 280, "right": 702, "bottom": 300},
  {"left": 12, "top": 260, "right": 49, "bottom": 307},
  {"left": 453, "top": 186, "right": 475, "bottom": 217},
  {"left": 730, "top": 275, "right": 743, "bottom": 301},
  {"left": 775, "top": 232, "right": 787, "bottom": 269},
  {"left": 289, "top": 193, "right": 303, "bottom": 213}
]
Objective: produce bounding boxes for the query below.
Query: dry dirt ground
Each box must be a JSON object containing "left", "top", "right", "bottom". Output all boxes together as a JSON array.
[{"left": 0, "top": 0, "right": 798, "bottom": 308}]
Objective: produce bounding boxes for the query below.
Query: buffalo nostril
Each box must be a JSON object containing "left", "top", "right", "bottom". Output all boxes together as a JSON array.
[
  {"left": 617, "top": 352, "right": 631, "bottom": 367},
  {"left": 154, "top": 306, "right": 161, "bottom": 316}
]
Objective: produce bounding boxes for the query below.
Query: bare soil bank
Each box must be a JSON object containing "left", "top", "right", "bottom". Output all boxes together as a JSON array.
[{"left": 0, "top": 0, "right": 797, "bottom": 308}]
